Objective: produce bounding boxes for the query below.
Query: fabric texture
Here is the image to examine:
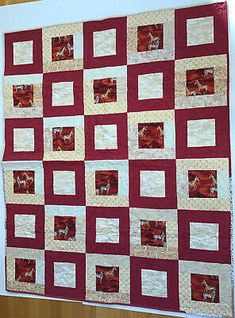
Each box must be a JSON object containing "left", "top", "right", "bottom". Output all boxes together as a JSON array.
[{"left": 2, "top": 2, "right": 233, "bottom": 316}]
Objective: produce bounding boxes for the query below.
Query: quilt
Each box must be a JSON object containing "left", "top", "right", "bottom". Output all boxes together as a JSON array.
[{"left": 2, "top": 2, "right": 233, "bottom": 316}]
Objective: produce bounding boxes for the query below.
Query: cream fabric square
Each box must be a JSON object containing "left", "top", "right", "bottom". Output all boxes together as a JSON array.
[
  {"left": 54, "top": 262, "right": 76, "bottom": 288},
  {"left": 84, "top": 66, "right": 127, "bottom": 115},
  {"left": 176, "top": 158, "right": 230, "bottom": 211},
  {"left": 128, "top": 110, "right": 175, "bottom": 160},
  {"left": 42, "top": 23, "right": 83, "bottom": 73},
  {"left": 175, "top": 55, "right": 227, "bottom": 109},
  {"left": 4, "top": 74, "right": 43, "bottom": 119},
  {"left": 13, "top": 128, "right": 35, "bottom": 152},
  {"left": 179, "top": 261, "right": 232, "bottom": 317},
  {"left": 93, "top": 29, "right": 116, "bottom": 57},
  {"left": 96, "top": 218, "right": 119, "bottom": 243},
  {"left": 190, "top": 222, "right": 219, "bottom": 251},
  {"left": 138, "top": 73, "right": 163, "bottom": 100},
  {"left": 53, "top": 171, "right": 76, "bottom": 195},
  {"left": 45, "top": 205, "right": 86, "bottom": 253},
  {"left": 187, "top": 16, "right": 214, "bottom": 46},
  {"left": 3, "top": 161, "right": 44, "bottom": 205},
  {"left": 6, "top": 247, "right": 45, "bottom": 294},
  {"left": 85, "top": 160, "right": 129, "bottom": 207},
  {"left": 141, "top": 269, "right": 167, "bottom": 297},
  {"left": 14, "top": 214, "right": 36, "bottom": 238},
  {"left": 187, "top": 119, "right": 216, "bottom": 147},
  {"left": 52, "top": 82, "right": 74, "bottom": 106},
  {"left": 86, "top": 254, "right": 130, "bottom": 304},
  {"left": 95, "top": 124, "right": 118, "bottom": 150},
  {"left": 140, "top": 170, "right": 165, "bottom": 197},
  {"left": 43, "top": 115, "right": 84, "bottom": 161},
  {"left": 127, "top": 10, "right": 175, "bottom": 64},
  {"left": 13, "top": 41, "right": 33, "bottom": 65},
  {"left": 130, "top": 208, "right": 178, "bottom": 259}
]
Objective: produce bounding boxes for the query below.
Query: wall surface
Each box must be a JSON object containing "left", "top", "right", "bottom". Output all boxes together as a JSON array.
[{"left": 0, "top": 0, "right": 234, "bottom": 317}]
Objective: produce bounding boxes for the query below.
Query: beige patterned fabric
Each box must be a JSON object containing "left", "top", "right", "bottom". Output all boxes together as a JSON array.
[
  {"left": 86, "top": 254, "right": 130, "bottom": 304},
  {"left": 3, "top": 161, "right": 44, "bottom": 205},
  {"left": 42, "top": 23, "right": 83, "bottom": 72},
  {"left": 130, "top": 208, "right": 178, "bottom": 259},
  {"left": 6, "top": 247, "right": 45, "bottom": 294},
  {"left": 4, "top": 74, "right": 43, "bottom": 118},
  {"left": 175, "top": 55, "right": 227, "bottom": 109},
  {"left": 127, "top": 9, "right": 175, "bottom": 64},
  {"left": 128, "top": 110, "right": 175, "bottom": 159},
  {"left": 84, "top": 66, "right": 127, "bottom": 115},
  {"left": 45, "top": 205, "right": 86, "bottom": 253},
  {"left": 179, "top": 261, "right": 232, "bottom": 317}
]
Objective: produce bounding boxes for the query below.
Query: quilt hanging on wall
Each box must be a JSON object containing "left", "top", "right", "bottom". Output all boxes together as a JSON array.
[{"left": 2, "top": 1, "right": 232, "bottom": 316}]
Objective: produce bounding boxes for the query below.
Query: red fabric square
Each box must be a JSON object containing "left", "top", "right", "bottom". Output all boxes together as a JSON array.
[
  {"left": 3, "top": 118, "right": 43, "bottom": 161},
  {"left": 86, "top": 207, "right": 129, "bottom": 255},
  {"left": 128, "top": 61, "right": 174, "bottom": 112},
  {"left": 94, "top": 78, "right": 117, "bottom": 103},
  {"left": 44, "top": 161, "right": 85, "bottom": 206},
  {"left": 45, "top": 251, "right": 85, "bottom": 300},
  {"left": 178, "top": 210, "right": 231, "bottom": 264},
  {"left": 188, "top": 170, "right": 218, "bottom": 199},
  {"left": 15, "top": 258, "right": 36, "bottom": 283},
  {"left": 175, "top": 107, "right": 230, "bottom": 159},
  {"left": 129, "top": 160, "right": 177, "bottom": 209},
  {"left": 138, "top": 122, "right": 164, "bottom": 149},
  {"left": 52, "top": 127, "right": 75, "bottom": 152},
  {"left": 84, "top": 17, "right": 127, "bottom": 69},
  {"left": 96, "top": 265, "right": 119, "bottom": 292},
  {"left": 13, "top": 84, "right": 34, "bottom": 108},
  {"left": 5, "top": 29, "right": 43, "bottom": 75},
  {"left": 95, "top": 170, "right": 118, "bottom": 196},
  {"left": 43, "top": 70, "right": 83, "bottom": 117},
  {"left": 191, "top": 273, "right": 219, "bottom": 303},
  {"left": 175, "top": 2, "right": 228, "bottom": 59},
  {"left": 85, "top": 113, "right": 128, "bottom": 160},
  {"left": 186, "top": 67, "right": 215, "bottom": 96},
  {"left": 13, "top": 171, "right": 35, "bottom": 194},
  {"left": 54, "top": 216, "right": 76, "bottom": 241},
  {"left": 141, "top": 220, "right": 166, "bottom": 247},
  {"left": 130, "top": 257, "right": 179, "bottom": 311},
  {"left": 6, "top": 204, "right": 44, "bottom": 250},
  {"left": 52, "top": 35, "right": 74, "bottom": 61},
  {"left": 137, "top": 24, "right": 164, "bottom": 52}
]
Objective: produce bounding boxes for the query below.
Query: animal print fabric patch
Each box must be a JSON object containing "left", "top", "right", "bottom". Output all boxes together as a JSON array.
[{"left": 2, "top": 2, "right": 232, "bottom": 317}]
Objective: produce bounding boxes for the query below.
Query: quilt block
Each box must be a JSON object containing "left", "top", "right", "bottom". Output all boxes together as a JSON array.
[{"left": 2, "top": 2, "right": 233, "bottom": 316}]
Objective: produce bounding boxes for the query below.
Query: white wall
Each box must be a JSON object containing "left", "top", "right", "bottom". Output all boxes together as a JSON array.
[{"left": 0, "top": 0, "right": 234, "bottom": 317}]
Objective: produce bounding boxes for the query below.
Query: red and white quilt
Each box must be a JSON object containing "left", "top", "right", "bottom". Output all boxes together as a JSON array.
[{"left": 2, "top": 2, "right": 232, "bottom": 316}]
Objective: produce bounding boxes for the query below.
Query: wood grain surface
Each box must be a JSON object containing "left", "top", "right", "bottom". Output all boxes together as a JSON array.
[
  {"left": 0, "top": 0, "right": 38, "bottom": 5},
  {"left": 0, "top": 295, "right": 175, "bottom": 318}
]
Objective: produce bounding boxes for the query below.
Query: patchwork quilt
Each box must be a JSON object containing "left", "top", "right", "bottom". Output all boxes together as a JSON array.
[{"left": 2, "top": 2, "right": 233, "bottom": 316}]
